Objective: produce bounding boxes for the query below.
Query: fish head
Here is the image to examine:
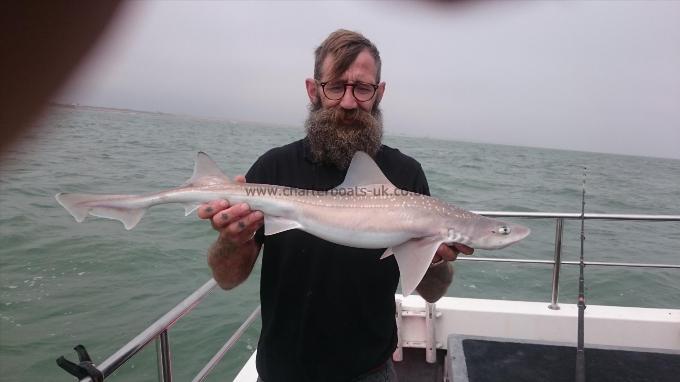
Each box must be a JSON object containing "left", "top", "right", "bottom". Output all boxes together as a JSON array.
[{"left": 445, "top": 216, "right": 531, "bottom": 250}]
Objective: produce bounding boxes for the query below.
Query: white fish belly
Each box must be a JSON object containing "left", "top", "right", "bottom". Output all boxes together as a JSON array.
[
  {"left": 302, "top": 223, "right": 413, "bottom": 249},
  {"left": 296, "top": 203, "right": 424, "bottom": 249}
]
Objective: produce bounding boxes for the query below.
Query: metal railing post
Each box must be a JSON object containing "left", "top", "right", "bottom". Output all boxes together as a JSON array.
[
  {"left": 549, "top": 218, "right": 564, "bottom": 310},
  {"left": 392, "top": 298, "right": 403, "bottom": 362},
  {"left": 76, "top": 279, "right": 217, "bottom": 382},
  {"left": 425, "top": 302, "right": 437, "bottom": 364},
  {"left": 156, "top": 330, "right": 172, "bottom": 382},
  {"left": 191, "top": 306, "right": 262, "bottom": 382}
]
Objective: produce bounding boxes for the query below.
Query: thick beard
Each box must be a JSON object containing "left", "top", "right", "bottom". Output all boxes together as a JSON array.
[{"left": 304, "top": 100, "right": 383, "bottom": 169}]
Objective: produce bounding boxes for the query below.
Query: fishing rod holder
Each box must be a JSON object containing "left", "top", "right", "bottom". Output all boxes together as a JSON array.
[{"left": 56, "top": 344, "right": 104, "bottom": 382}]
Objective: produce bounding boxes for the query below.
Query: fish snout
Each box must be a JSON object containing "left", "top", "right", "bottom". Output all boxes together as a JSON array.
[{"left": 495, "top": 223, "right": 531, "bottom": 249}]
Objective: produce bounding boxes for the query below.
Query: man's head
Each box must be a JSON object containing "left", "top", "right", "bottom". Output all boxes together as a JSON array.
[
  {"left": 313, "top": 29, "right": 382, "bottom": 86},
  {"left": 304, "top": 29, "right": 386, "bottom": 169}
]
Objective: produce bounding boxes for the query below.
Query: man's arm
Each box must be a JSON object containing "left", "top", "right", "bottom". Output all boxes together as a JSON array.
[
  {"left": 199, "top": 176, "right": 264, "bottom": 290},
  {"left": 416, "top": 243, "right": 473, "bottom": 303},
  {"left": 206, "top": 223, "right": 261, "bottom": 290}
]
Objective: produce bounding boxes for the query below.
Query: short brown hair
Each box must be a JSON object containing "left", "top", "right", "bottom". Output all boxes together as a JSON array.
[{"left": 314, "top": 29, "right": 382, "bottom": 82}]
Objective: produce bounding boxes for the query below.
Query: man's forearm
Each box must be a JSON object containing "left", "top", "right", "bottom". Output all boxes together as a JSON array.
[
  {"left": 207, "top": 234, "right": 261, "bottom": 290},
  {"left": 416, "top": 262, "right": 454, "bottom": 303}
]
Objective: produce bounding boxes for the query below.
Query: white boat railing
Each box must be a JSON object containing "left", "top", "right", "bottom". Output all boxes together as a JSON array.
[
  {"left": 472, "top": 211, "right": 680, "bottom": 310},
  {"left": 55, "top": 212, "right": 680, "bottom": 381}
]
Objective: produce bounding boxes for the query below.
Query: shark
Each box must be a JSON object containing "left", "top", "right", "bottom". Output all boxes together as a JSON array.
[{"left": 56, "top": 151, "right": 530, "bottom": 296}]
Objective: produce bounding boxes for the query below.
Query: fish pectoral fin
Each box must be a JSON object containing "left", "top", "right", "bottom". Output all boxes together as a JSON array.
[
  {"left": 264, "top": 216, "right": 302, "bottom": 235},
  {"left": 391, "top": 237, "right": 443, "bottom": 297},
  {"left": 183, "top": 203, "right": 200, "bottom": 216},
  {"left": 380, "top": 248, "right": 394, "bottom": 260}
]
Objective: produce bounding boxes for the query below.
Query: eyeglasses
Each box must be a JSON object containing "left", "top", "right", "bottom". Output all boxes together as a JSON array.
[{"left": 318, "top": 81, "right": 379, "bottom": 102}]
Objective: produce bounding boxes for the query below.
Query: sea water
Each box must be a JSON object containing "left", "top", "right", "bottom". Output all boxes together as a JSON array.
[{"left": 1, "top": 107, "right": 678, "bottom": 381}]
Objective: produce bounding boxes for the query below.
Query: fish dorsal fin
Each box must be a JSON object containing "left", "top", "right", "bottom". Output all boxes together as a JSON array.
[
  {"left": 183, "top": 152, "right": 231, "bottom": 186},
  {"left": 335, "top": 151, "right": 395, "bottom": 189}
]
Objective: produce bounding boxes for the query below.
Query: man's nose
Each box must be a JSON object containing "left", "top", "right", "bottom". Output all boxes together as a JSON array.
[{"left": 339, "top": 86, "right": 358, "bottom": 109}]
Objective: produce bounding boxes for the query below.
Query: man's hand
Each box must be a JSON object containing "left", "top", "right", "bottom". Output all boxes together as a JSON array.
[
  {"left": 197, "top": 175, "right": 264, "bottom": 245},
  {"left": 198, "top": 175, "right": 264, "bottom": 290},
  {"left": 416, "top": 243, "right": 473, "bottom": 303},
  {"left": 431, "top": 243, "right": 474, "bottom": 264}
]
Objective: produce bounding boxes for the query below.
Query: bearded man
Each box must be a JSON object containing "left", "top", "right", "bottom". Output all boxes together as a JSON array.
[{"left": 199, "top": 29, "right": 472, "bottom": 382}]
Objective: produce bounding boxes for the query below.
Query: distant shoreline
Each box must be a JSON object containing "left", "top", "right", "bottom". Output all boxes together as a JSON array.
[
  {"left": 48, "top": 102, "right": 169, "bottom": 116},
  {"left": 47, "top": 102, "right": 297, "bottom": 130}
]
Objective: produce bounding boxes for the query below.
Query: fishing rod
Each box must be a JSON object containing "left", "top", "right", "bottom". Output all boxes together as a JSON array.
[{"left": 575, "top": 168, "right": 587, "bottom": 382}]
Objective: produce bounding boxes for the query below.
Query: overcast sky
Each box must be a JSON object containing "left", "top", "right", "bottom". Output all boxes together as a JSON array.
[{"left": 57, "top": 1, "right": 680, "bottom": 159}]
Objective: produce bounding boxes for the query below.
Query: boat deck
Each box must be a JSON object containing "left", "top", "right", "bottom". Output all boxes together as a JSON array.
[
  {"left": 233, "top": 338, "right": 680, "bottom": 382},
  {"left": 448, "top": 336, "right": 680, "bottom": 382},
  {"left": 393, "top": 348, "right": 446, "bottom": 381}
]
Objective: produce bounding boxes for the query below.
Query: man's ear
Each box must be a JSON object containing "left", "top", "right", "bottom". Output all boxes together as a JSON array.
[
  {"left": 305, "top": 78, "right": 318, "bottom": 104},
  {"left": 375, "top": 81, "right": 386, "bottom": 104}
]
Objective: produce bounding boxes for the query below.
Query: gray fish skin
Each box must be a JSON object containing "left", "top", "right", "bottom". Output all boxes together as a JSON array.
[{"left": 56, "top": 151, "right": 530, "bottom": 296}]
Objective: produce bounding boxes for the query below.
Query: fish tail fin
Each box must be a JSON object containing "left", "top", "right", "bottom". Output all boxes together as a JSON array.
[
  {"left": 389, "top": 237, "right": 443, "bottom": 297},
  {"left": 55, "top": 193, "right": 146, "bottom": 230}
]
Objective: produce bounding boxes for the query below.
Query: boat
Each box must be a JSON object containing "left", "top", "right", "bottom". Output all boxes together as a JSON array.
[{"left": 55, "top": 211, "right": 680, "bottom": 382}]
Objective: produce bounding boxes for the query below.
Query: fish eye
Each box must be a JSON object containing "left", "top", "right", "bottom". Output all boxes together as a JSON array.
[{"left": 496, "top": 226, "right": 511, "bottom": 235}]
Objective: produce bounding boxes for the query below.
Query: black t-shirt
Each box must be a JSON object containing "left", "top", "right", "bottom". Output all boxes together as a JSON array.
[{"left": 246, "top": 138, "right": 430, "bottom": 382}]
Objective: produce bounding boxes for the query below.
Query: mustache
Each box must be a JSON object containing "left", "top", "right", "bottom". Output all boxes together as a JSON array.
[{"left": 308, "top": 101, "right": 381, "bottom": 129}]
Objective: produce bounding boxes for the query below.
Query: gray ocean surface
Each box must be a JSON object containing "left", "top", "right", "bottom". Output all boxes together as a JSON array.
[{"left": 1, "top": 107, "right": 678, "bottom": 381}]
